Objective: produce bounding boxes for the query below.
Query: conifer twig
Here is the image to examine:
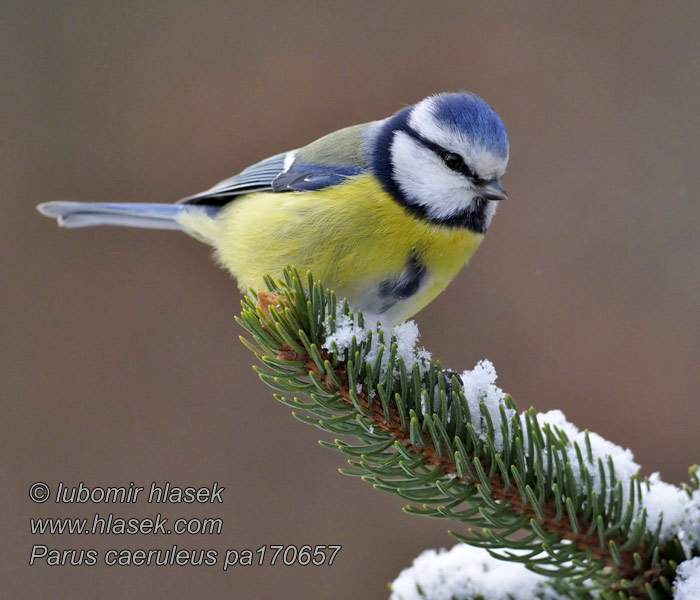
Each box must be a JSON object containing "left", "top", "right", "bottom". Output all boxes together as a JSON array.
[{"left": 236, "top": 268, "right": 696, "bottom": 600}]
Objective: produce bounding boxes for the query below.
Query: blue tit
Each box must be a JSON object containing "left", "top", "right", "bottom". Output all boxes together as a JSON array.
[{"left": 38, "top": 92, "right": 508, "bottom": 326}]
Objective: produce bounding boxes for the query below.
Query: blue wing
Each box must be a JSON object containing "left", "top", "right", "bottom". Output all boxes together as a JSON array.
[
  {"left": 179, "top": 151, "right": 366, "bottom": 206},
  {"left": 271, "top": 162, "right": 364, "bottom": 192}
]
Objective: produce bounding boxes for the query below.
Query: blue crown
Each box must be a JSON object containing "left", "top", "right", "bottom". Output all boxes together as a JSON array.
[{"left": 430, "top": 92, "right": 509, "bottom": 158}]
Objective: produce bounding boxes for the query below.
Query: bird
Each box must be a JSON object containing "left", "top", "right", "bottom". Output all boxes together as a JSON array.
[{"left": 38, "top": 92, "right": 508, "bottom": 326}]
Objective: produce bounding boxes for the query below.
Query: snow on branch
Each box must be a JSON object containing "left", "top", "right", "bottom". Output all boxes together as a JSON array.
[
  {"left": 391, "top": 543, "right": 570, "bottom": 600},
  {"left": 238, "top": 268, "right": 699, "bottom": 600}
]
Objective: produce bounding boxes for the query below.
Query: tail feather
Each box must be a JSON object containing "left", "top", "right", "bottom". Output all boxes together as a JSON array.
[{"left": 37, "top": 202, "right": 219, "bottom": 230}]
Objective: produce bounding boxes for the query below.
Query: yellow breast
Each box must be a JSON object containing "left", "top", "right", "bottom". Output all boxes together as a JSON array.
[{"left": 178, "top": 174, "right": 484, "bottom": 323}]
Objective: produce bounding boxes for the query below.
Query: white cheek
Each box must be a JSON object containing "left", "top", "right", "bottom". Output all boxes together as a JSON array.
[{"left": 391, "top": 132, "right": 475, "bottom": 220}]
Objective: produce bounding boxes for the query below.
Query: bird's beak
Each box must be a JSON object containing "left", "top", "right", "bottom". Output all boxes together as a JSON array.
[{"left": 479, "top": 179, "right": 508, "bottom": 201}]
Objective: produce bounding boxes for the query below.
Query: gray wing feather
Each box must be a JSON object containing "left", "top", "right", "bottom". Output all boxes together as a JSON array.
[
  {"left": 179, "top": 152, "right": 288, "bottom": 205},
  {"left": 179, "top": 122, "right": 375, "bottom": 206}
]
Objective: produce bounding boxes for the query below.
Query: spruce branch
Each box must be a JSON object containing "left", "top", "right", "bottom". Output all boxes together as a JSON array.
[{"left": 235, "top": 268, "right": 697, "bottom": 600}]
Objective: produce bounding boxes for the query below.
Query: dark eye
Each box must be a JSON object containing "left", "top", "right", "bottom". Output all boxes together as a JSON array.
[{"left": 442, "top": 152, "right": 464, "bottom": 171}]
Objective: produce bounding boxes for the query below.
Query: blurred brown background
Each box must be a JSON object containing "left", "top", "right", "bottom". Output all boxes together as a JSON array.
[{"left": 2, "top": 2, "right": 699, "bottom": 598}]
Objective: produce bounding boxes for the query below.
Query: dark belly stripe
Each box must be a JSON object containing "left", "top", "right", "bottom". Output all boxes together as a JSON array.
[{"left": 376, "top": 251, "right": 427, "bottom": 313}]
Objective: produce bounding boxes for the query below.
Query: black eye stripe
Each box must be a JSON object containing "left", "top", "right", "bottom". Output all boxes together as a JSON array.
[{"left": 402, "top": 124, "right": 484, "bottom": 185}]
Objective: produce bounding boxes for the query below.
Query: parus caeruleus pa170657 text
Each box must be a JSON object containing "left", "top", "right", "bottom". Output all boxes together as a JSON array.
[{"left": 39, "top": 92, "right": 508, "bottom": 326}]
